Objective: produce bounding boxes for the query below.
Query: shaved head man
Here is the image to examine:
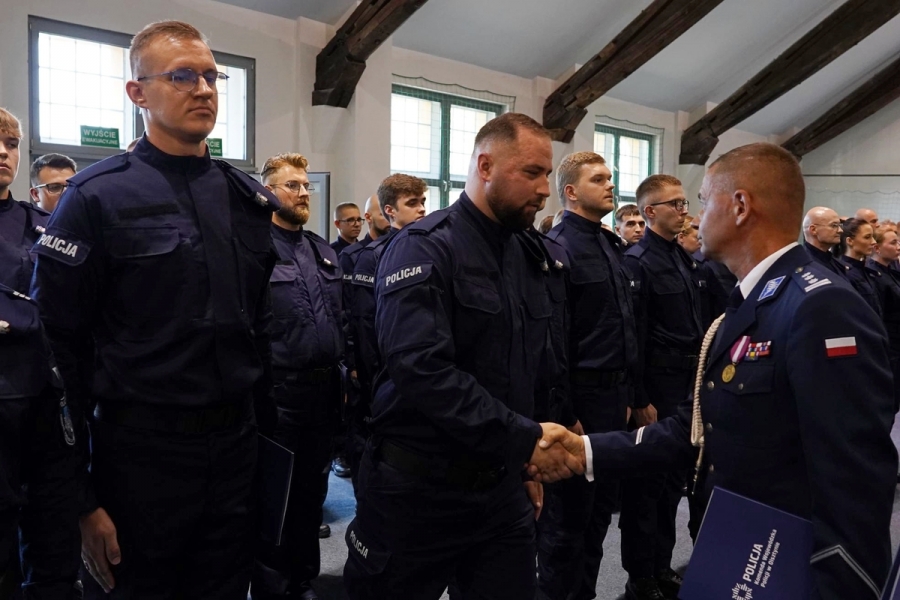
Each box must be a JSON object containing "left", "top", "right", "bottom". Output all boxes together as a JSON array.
[
  {"left": 539, "top": 142, "right": 898, "bottom": 600},
  {"left": 856, "top": 208, "right": 878, "bottom": 227},
  {"left": 802, "top": 206, "right": 848, "bottom": 277}
]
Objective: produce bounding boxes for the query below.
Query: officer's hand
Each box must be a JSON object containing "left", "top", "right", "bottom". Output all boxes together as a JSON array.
[
  {"left": 80, "top": 507, "right": 121, "bottom": 593},
  {"left": 568, "top": 420, "right": 585, "bottom": 436},
  {"left": 527, "top": 423, "right": 586, "bottom": 483},
  {"left": 523, "top": 480, "right": 543, "bottom": 521},
  {"left": 632, "top": 404, "right": 657, "bottom": 427}
]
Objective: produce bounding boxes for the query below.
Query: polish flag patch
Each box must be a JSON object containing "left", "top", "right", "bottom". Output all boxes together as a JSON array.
[{"left": 825, "top": 337, "right": 858, "bottom": 358}]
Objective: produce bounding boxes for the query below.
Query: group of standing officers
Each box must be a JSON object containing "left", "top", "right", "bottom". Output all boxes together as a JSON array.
[{"left": 0, "top": 17, "right": 898, "bottom": 600}]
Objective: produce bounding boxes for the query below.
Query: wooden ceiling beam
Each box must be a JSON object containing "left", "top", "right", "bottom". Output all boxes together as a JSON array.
[
  {"left": 782, "top": 56, "right": 900, "bottom": 158},
  {"left": 313, "top": 0, "right": 429, "bottom": 108},
  {"left": 680, "top": 0, "right": 900, "bottom": 164},
  {"left": 543, "top": 0, "right": 726, "bottom": 143}
]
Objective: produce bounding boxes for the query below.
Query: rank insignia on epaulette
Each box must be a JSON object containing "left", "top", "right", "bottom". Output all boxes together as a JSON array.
[
  {"left": 744, "top": 341, "right": 771, "bottom": 361},
  {"left": 254, "top": 192, "right": 269, "bottom": 206}
]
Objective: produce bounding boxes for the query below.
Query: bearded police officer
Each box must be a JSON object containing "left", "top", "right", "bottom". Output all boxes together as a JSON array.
[
  {"left": 343, "top": 113, "right": 583, "bottom": 599},
  {"left": 538, "top": 143, "right": 898, "bottom": 600},
  {"left": 31, "top": 21, "right": 279, "bottom": 598}
]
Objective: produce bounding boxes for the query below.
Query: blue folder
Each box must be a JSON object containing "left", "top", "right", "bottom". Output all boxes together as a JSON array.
[
  {"left": 680, "top": 487, "right": 814, "bottom": 600},
  {"left": 258, "top": 434, "right": 294, "bottom": 546}
]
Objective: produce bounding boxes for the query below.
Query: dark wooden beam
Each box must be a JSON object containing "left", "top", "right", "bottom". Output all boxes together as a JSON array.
[
  {"left": 543, "top": 0, "right": 726, "bottom": 143},
  {"left": 782, "top": 56, "right": 900, "bottom": 158},
  {"left": 313, "top": 0, "right": 429, "bottom": 108},
  {"left": 680, "top": 0, "right": 900, "bottom": 164}
]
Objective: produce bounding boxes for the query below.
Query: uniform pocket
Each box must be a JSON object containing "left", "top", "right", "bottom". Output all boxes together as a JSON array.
[{"left": 453, "top": 276, "right": 501, "bottom": 314}]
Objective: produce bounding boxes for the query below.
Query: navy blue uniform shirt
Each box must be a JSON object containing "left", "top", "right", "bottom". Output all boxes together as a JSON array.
[
  {"left": 369, "top": 193, "right": 546, "bottom": 473},
  {"left": 340, "top": 234, "right": 371, "bottom": 372},
  {"left": 804, "top": 243, "right": 849, "bottom": 279},
  {"left": 350, "top": 229, "right": 396, "bottom": 385},
  {"left": 588, "top": 246, "right": 897, "bottom": 600},
  {"left": 270, "top": 225, "right": 343, "bottom": 370},
  {"left": 0, "top": 194, "right": 50, "bottom": 294},
  {"left": 840, "top": 255, "right": 883, "bottom": 317},
  {"left": 330, "top": 236, "right": 353, "bottom": 254},
  {"left": 31, "top": 137, "right": 279, "bottom": 412},
  {"left": 548, "top": 210, "right": 637, "bottom": 374}
]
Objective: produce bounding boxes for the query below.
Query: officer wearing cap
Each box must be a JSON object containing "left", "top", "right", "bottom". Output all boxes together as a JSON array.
[
  {"left": 540, "top": 142, "right": 898, "bottom": 600},
  {"left": 621, "top": 174, "right": 704, "bottom": 600},
  {"left": 250, "top": 153, "right": 343, "bottom": 600},
  {"left": 0, "top": 107, "right": 82, "bottom": 600},
  {"left": 349, "top": 174, "right": 427, "bottom": 416},
  {"left": 31, "top": 21, "right": 279, "bottom": 598},
  {"left": 342, "top": 113, "right": 583, "bottom": 599},
  {"left": 539, "top": 151, "right": 642, "bottom": 600},
  {"left": 340, "top": 194, "right": 392, "bottom": 491}
]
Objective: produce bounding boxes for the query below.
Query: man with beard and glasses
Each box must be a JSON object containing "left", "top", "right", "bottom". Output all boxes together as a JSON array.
[
  {"left": 339, "top": 194, "right": 392, "bottom": 491},
  {"left": 251, "top": 153, "right": 344, "bottom": 600},
  {"left": 342, "top": 112, "right": 583, "bottom": 599}
]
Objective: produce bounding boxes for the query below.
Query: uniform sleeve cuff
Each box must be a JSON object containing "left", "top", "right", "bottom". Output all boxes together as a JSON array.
[{"left": 582, "top": 435, "right": 594, "bottom": 482}]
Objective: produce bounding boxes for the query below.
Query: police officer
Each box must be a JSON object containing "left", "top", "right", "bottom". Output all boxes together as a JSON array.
[
  {"left": 0, "top": 107, "right": 82, "bottom": 600},
  {"left": 340, "top": 195, "right": 391, "bottom": 491},
  {"left": 802, "top": 207, "right": 849, "bottom": 278},
  {"left": 614, "top": 204, "right": 645, "bottom": 250},
  {"left": 869, "top": 226, "right": 900, "bottom": 410},
  {"left": 251, "top": 153, "right": 343, "bottom": 600},
  {"left": 623, "top": 174, "right": 703, "bottom": 600},
  {"left": 539, "top": 143, "right": 898, "bottom": 600},
  {"left": 839, "top": 218, "right": 883, "bottom": 317},
  {"left": 538, "top": 151, "right": 642, "bottom": 600},
  {"left": 29, "top": 154, "right": 77, "bottom": 214},
  {"left": 343, "top": 113, "right": 583, "bottom": 599},
  {"left": 31, "top": 21, "right": 279, "bottom": 598},
  {"left": 349, "top": 174, "right": 427, "bottom": 410}
]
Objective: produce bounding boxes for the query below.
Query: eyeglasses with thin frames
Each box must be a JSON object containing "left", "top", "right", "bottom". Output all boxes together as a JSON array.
[
  {"left": 33, "top": 183, "right": 69, "bottom": 195},
  {"left": 270, "top": 181, "right": 311, "bottom": 196},
  {"left": 137, "top": 68, "right": 229, "bottom": 93}
]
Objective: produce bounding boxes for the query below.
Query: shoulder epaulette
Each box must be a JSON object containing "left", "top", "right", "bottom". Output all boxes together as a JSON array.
[
  {"left": 625, "top": 243, "right": 646, "bottom": 259},
  {"left": 21, "top": 202, "right": 51, "bottom": 218},
  {"left": 302, "top": 229, "right": 329, "bottom": 247},
  {"left": 67, "top": 153, "right": 130, "bottom": 187},
  {"left": 213, "top": 159, "right": 279, "bottom": 211},
  {"left": 791, "top": 261, "right": 833, "bottom": 293},
  {"left": 407, "top": 209, "right": 450, "bottom": 234}
]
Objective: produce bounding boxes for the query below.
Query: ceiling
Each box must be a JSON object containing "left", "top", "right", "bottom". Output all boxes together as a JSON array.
[{"left": 211, "top": 0, "right": 900, "bottom": 137}]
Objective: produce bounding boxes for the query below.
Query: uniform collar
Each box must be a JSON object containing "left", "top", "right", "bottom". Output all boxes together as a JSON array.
[
  {"left": 272, "top": 223, "right": 305, "bottom": 242},
  {"left": 643, "top": 226, "right": 679, "bottom": 250},
  {"left": 133, "top": 136, "right": 212, "bottom": 174},
  {"left": 0, "top": 191, "right": 15, "bottom": 212},
  {"left": 458, "top": 192, "right": 513, "bottom": 242},
  {"left": 738, "top": 243, "right": 798, "bottom": 299},
  {"left": 562, "top": 210, "right": 605, "bottom": 233}
]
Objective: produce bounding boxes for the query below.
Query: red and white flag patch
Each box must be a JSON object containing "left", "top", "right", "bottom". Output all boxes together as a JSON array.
[{"left": 825, "top": 337, "right": 857, "bottom": 358}]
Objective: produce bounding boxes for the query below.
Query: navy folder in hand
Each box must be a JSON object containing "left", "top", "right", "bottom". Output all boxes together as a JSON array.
[
  {"left": 680, "top": 487, "right": 813, "bottom": 600},
  {"left": 258, "top": 434, "right": 294, "bottom": 546}
]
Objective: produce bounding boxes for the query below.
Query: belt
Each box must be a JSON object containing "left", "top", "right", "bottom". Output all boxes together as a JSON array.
[
  {"left": 273, "top": 366, "right": 334, "bottom": 385},
  {"left": 376, "top": 439, "right": 507, "bottom": 493},
  {"left": 648, "top": 353, "right": 699, "bottom": 372},
  {"left": 571, "top": 369, "right": 628, "bottom": 388},
  {"left": 94, "top": 399, "right": 251, "bottom": 434}
]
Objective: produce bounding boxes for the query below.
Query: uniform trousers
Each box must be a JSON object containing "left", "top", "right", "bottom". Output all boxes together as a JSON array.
[
  {"left": 537, "top": 381, "right": 629, "bottom": 600},
  {"left": 82, "top": 412, "right": 257, "bottom": 599},
  {"left": 344, "top": 445, "right": 536, "bottom": 600},
  {"left": 251, "top": 376, "right": 338, "bottom": 598},
  {"left": 619, "top": 368, "right": 692, "bottom": 578}
]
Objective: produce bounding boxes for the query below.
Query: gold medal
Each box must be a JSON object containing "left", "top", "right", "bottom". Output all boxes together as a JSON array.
[{"left": 722, "top": 364, "right": 736, "bottom": 383}]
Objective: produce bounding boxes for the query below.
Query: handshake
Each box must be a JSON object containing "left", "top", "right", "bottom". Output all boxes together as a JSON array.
[{"left": 526, "top": 423, "right": 587, "bottom": 483}]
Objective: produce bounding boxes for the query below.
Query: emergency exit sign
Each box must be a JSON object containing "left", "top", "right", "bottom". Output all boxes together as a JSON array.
[
  {"left": 207, "top": 138, "right": 223, "bottom": 157},
  {"left": 80, "top": 126, "right": 119, "bottom": 148}
]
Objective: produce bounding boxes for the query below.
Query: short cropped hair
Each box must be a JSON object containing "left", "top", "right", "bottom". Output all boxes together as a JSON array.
[
  {"left": 260, "top": 153, "right": 309, "bottom": 184},
  {"left": 614, "top": 203, "right": 641, "bottom": 225},
  {"left": 474, "top": 112, "right": 549, "bottom": 150},
  {"left": 377, "top": 173, "right": 427, "bottom": 217},
  {"left": 30, "top": 154, "right": 77, "bottom": 186},
  {"left": 636, "top": 174, "right": 682, "bottom": 209},
  {"left": 130, "top": 21, "right": 208, "bottom": 78},
  {"left": 0, "top": 107, "right": 22, "bottom": 139},
  {"left": 556, "top": 151, "right": 606, "bottom": 202},
  {"left": 334, "top": 202, "right": 360, "bottom": 220},
  {"left": 708, "top": 143, "right": 804, "bottom": 213}
]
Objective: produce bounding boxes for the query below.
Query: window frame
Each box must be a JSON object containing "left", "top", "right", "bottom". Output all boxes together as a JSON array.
[
  {"left": 28, "top": 16, "right": 256, "bottom": 171},
  {"left": 594, "top": 123, "right": 656, "bottom": 206},
  {"left": 391, "top": 84, "right": 504, "bottom": 209}
]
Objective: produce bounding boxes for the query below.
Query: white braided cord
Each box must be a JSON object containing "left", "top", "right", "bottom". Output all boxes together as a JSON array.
[{"left": 690, "top": 313, "right": 726, "bottom": 490}]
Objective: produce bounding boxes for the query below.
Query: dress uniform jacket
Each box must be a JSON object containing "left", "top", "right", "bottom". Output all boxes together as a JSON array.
[
  {"left": 840, "top": 255, "right": 883, "bottom": 317},
  {"left": 587, "top": 244, "right": 897, "bottom": 600},
  {"left": 804, "top": 243, "right": 849, "bottom": 279}
]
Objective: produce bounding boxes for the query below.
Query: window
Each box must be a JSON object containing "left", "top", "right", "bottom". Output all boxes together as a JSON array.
[
  {"left": 391, "top": 85, "right": 504, "bottom": 212},
  {"left": 594, "top": 124, "right": 655, "bottom": 206},
  {"left": 28, "top": 17, "right": 256, "bottom": 169}
]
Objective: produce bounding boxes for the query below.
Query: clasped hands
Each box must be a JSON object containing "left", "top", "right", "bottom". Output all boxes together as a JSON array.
[{"left": 525, "top": 423, "right": 587, "bottom": 483}]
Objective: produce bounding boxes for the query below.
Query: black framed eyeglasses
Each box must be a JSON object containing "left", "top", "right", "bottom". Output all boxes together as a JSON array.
[
  {"left": 33, "top": 182, "right": 69, "bottom": 194},
  {"left": 137, "top": 68, "right": 229, "bottom": 92},
  {"left": 270, "top": 181, "right": 311, "bottom": 195},
  {"left": 649, "top": 198, "right": 689, "bottom": 211}
]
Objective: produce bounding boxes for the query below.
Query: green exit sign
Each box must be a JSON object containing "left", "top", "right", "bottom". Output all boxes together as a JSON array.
[
  {"left": 207, "top": 138, "right": 223, "bottom": 157},
  {"left": 80, "top": 126, "right": 120, "bottom": 148}
]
